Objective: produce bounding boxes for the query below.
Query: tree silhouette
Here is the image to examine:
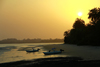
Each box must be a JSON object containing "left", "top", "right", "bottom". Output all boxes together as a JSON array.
[
  {"left": 64, "top": 30, "right": 70, "bottom": 44},
  {"left": 64, "top": 7, "right": 100, "bottom": 45},
  {"left": 64, "top": 30, "right": 70, "bottom": 37},
  {"left": 88, "top": 7, "right": 100, "bottom": 25},
  {"left": 73, "top": 18, "right": 85, "bottom": 29},
  {"left": 64, "top": 18, "right": 86, "bottom": 44}
]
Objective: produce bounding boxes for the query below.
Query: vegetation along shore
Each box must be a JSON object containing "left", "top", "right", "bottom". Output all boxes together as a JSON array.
[{"left": 64, "top": 7, "right": 100, "bottom": 46}]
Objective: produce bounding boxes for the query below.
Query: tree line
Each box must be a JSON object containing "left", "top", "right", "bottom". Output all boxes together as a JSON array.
[
  {"left": 0, "top": 38, "right": 63, "bottom": 44},
  {"left": 64, "top": 7, "right": 100, "bottom": 46}
]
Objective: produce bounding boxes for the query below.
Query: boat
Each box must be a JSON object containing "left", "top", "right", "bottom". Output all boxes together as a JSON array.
[
  {"left": 43, "top": 49, "right": 64, "bottom": 55},
  {"left": 26, "top": 49, "right": 40, "bottom": 52}
]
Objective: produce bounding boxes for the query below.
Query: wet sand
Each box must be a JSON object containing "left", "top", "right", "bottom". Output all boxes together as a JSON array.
[
  {"left": 43, "top": 44, "right": 100, "bottom": 60},
  {"left": 1, "top": 57, "right": 100, "bottom": 67},
  {"left": 1, "top": 44, "right": 100, "bottom": 67}
]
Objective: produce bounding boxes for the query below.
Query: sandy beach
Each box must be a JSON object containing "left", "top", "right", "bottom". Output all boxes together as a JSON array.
[
  {"left": 1, "top": 44, "right": 100, "bottom": 67},
  {"left": 43, "top": 44, "right": 100, "bottom": 60}
]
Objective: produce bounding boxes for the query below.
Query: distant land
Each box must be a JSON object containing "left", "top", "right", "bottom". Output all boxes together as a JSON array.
[{"left": 0, "top": 38, "right": 64, "bottom": 44}]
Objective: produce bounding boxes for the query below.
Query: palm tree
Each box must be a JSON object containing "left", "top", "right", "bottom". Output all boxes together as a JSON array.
[{"left": 88, "top": 7, "right": 100, "bottom": 25}]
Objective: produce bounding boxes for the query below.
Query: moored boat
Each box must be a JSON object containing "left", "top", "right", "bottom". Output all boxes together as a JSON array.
[
  {"left": 26, "top": 49, "right": 40, "bottom": 52},
  {"left": 43, "top": 49, "right": 64, "bottom": 55}
]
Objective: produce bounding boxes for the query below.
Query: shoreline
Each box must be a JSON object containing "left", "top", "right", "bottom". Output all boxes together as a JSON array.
[
  {"left": 1, "top": 57, "right": 100, "bottom": 67},
  {"left": 1, "top": 44, "right": 100, "bottom": 66},
  {"left": 43, "top": 44, "right": 100, "bottom": 60}
]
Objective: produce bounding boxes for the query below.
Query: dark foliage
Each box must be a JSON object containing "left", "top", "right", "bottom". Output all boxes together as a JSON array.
[
  {"left": 73, "top": 18, "right": 85, "bottom": 29},
  {"left": 64, "top": 7, "right": 100, "bottom": 46},
  {"left": 0, "top": 38, "right": 63, "bottom": 43}
]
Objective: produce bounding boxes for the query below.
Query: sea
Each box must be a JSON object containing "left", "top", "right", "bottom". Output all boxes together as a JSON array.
[
  {"left": 0, "top": 43, "right": 100, "bottom": 64},
  {"left": 0, "top": 43, "right": 65, "bottom": 63}
]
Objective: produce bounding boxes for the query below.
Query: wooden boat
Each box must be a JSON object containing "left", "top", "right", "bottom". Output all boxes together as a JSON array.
[
  {"left": 43, "top": 49, "right": 64, "bottom": 55},
  {"left": 26, "top": 49, "right": 40, "bottom": 52}
]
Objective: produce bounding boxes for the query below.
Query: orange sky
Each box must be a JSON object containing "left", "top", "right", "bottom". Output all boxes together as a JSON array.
[{"left": 0, "top": 0, "right": 100, "bottom": 40}]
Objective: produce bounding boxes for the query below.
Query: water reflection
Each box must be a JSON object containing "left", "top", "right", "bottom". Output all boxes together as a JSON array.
[{"left": 0, "top": 46, "right": 66, "bottom": 63}]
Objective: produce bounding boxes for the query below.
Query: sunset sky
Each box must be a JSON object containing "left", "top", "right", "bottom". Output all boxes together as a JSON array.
[{"left": 0, "top": 0, "right": 100, "bottom": 40}]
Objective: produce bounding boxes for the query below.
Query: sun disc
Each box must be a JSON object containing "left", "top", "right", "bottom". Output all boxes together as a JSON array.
[{"left": 78, "top": 12, "right": 82, "bottom": 16}]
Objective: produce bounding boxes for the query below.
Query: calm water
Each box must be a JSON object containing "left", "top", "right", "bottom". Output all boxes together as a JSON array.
[
  {"left": 0, "top": 43, "right": 66, "bottom": 63},
  {"left": 0, "top": 43, "right": 100, "bottom": 63}
]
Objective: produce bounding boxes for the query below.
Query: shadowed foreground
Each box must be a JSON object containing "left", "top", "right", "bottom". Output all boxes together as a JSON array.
[{"left": 1, "top": 57, "right": 100, "bottom": 67}]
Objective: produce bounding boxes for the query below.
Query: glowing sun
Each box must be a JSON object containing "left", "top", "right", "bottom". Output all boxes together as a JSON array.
[{"left": 78, "top": 12, "right": 82, "bottom": 16}]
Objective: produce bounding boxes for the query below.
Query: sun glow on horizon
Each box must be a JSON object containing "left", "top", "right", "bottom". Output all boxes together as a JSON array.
[
  {"left": 0, "top": 0, "right": 99, "bottom": 40},
  {"left": 78, "top": 12, "right": 82, "bottom": 16}
]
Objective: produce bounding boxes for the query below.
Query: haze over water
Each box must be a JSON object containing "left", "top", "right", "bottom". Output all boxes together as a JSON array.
[
  {"left": 0, "top": 43, "right": 100, "bottom": 63},
  {"left": 0, "top": 43, "right": 65, "bottom": 63},
  {"left": 1, "top": 0, "right": 100, "bottom": 64},
  {"left": 0, "top": 0, "right": 100, "bottom": 40}
]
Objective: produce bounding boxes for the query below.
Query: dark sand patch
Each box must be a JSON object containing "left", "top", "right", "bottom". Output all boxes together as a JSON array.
[{"left": 0, "top": 57, "right": 100, "bottom": 67}]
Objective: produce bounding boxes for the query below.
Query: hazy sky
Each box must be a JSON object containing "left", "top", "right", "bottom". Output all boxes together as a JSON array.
[{"left": 0, "top": 0, "right": 100, "bottom": 40}]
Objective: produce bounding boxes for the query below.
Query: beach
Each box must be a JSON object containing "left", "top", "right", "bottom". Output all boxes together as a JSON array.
[
  {"left": 1, "top": 56, "right": 100, "bottom": 67},
  {"left": 1, "top": 44, "right": 100, "bottom": 67},
  {"left": 43, "top": 44, "right": 100, "bottom": 60}
]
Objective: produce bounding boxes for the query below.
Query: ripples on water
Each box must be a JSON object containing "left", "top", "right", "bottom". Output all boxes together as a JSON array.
[
  {"left": 0, "top": 43, "right": 66, "bottom": 63},
  {"left": 1, "top": 43, "right": 100, "bottom": 64}
]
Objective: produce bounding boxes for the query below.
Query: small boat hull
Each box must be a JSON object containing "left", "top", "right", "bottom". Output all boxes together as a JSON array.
[
  {"left": 43, "top": 51, "right": 62, "bottom": 55},
  {"left": 26, "top": 49, "right": 40, "bottom": 52},
  {"left": 26, "top": 50, "right": 39, "bottom": 52}
]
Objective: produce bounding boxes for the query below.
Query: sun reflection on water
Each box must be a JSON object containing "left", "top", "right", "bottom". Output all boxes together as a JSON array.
[{"left": 0, "top": 46, "right": 67, "bottom": 63}]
